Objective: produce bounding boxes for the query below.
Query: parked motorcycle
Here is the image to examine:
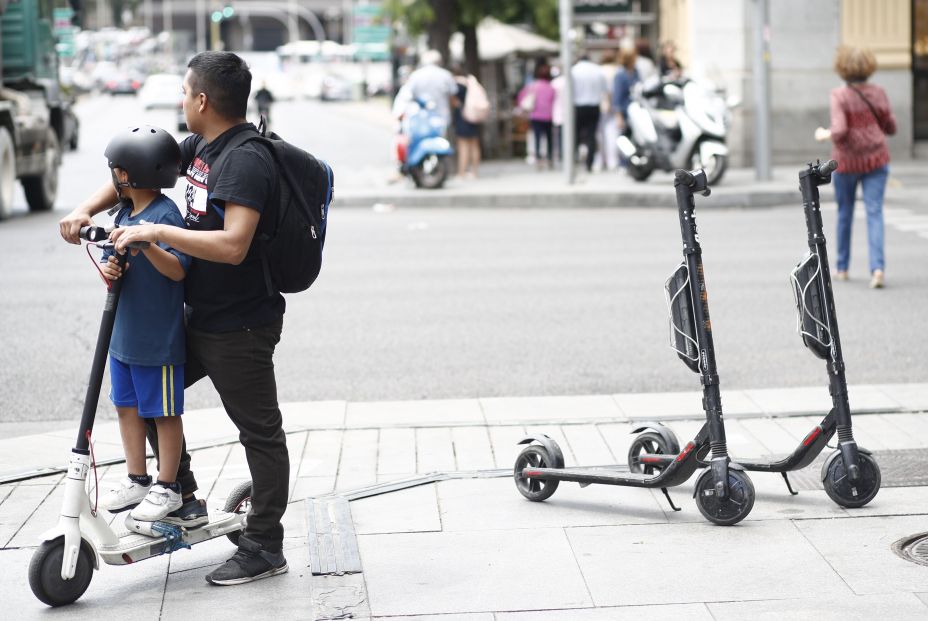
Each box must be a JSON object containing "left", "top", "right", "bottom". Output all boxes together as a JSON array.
[
  {"left": 617, "top": 79, "right": 735, "bottom": 185},
  {"left": 397, "top": 98, "right": 453, "bottom": 189}
]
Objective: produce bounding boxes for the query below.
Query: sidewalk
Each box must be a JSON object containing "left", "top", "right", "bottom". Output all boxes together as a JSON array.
[
  {"left": 2, "top": 383, "right": 928, "bottom": 619},
  {"left": 336, "top": 158, "right": 927, "bottom": 210}
]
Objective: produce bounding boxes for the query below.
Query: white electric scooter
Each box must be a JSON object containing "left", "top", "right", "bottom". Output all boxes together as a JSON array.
[{"left": 29, "top": 226, "right": 252, "bottom": 607}]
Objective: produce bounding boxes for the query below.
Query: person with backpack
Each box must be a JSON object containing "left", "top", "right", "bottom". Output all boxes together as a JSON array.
[
  {"left": 59, "top": 51, "right": 332, "bottom": 586},
  {"left": 451, "top": 64, "right": 486, "bottom": 179}
]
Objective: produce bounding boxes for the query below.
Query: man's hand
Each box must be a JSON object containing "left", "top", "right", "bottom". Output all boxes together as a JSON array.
[
  {"left": 99, "top": 255, "right": 126, "bottom": 281},
  {"left": 59, "top": 210, "right": 94, "bottom": 244},
  {"left": 111, "top": 224, "right": 161, "bottom": 254}
]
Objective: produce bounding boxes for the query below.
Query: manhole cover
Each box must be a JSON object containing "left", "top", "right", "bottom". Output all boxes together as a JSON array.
[{"left": 892, "top": 532, "right": 928, "bottom": 567}]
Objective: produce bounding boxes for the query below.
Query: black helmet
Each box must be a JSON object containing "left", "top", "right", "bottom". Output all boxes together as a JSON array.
[{"left": 104, "top": 125, "right": 181, "bottom": 189}]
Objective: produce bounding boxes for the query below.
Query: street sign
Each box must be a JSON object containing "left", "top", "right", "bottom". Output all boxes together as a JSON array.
[
  {"left": 574, "top": 0, "right": 632, "bottom": 14},
  {"left": 53, "top": 7, "right": 76, "bottom": 57},
  {"left": 352, "top": 3, "right": 390, "bottom": 60}
]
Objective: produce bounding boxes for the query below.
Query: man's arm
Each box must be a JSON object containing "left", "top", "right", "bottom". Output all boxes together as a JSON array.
[
  {"left": 111, "top": 203, "right": 259, "bottom": 265},
  {"left": 59, "top": 181, "right": 119, "bottom": 244}
]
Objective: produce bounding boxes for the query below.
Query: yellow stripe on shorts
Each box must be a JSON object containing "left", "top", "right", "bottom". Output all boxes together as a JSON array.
[
  {"left": 162, "top": 365, "right": 169, "bottom": 417},
  {"left": 169, "top": 364, "right": 175, "bottom": 416}
]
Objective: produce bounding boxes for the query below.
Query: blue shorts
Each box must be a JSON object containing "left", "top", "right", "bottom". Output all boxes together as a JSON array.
[{"left": 109, "top": 356, "right": 184, "bottom": 418}]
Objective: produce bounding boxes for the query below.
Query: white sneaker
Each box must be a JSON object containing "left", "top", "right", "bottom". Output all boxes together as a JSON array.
[
  {"left": 129, "top": 484, "right": 183, "bottom": 522},
  {"left": 99, "top": 476, "right": 151, "bottom": 512}
]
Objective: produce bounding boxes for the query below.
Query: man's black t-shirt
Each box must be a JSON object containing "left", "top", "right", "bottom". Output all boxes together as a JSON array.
[{"left": 179, "top": 123, "right": 284, "bottom": 333}]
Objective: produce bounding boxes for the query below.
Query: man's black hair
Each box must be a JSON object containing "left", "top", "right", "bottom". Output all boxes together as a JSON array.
[{"left": 187, "top": 51, "right": 252, "bottom": 120}]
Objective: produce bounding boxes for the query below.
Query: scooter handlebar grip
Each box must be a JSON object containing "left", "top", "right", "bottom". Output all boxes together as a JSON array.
[
  {"left": 674, "top": 169, "right": 695, "bottom": 186},
  {"left": 818, "top": 159, "right": 838, "bottom": 176}
]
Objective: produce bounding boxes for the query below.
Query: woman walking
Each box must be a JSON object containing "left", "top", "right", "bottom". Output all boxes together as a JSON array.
[
  {"left": 815, "top": 46, "right": 897, "bottom": 289},
  {"left": 517, "top": 63, "right": 557, "bottom": 169}
]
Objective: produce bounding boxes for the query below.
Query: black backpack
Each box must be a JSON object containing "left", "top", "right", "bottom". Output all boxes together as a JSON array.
[{"left": 200, "top": 125, "right": 334, "bottom": 295}]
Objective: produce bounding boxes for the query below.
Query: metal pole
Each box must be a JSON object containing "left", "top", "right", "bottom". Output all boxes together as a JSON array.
[
  {"left": 288, "top": 0, "right": 299, "bottom": 43},
  {"left": 196, "top": 0, "right": 206, "bottom": 52},
  {"left": 559, "top": 0, "right": 575, "bottom": 185},
  {"left": 752, "top": 0, "right": 772, "bottom": 180}
]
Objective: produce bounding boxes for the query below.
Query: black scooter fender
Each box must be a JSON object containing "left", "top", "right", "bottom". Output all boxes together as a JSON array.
[
  {"left": 517, "top": 435, "right": 565, "bottom": 469},
  {"left": 820, "top": 444, "right": 873, "bottom": 482},
  {"left": 630, "top": 422, "right": 681, "bottom": 455}
]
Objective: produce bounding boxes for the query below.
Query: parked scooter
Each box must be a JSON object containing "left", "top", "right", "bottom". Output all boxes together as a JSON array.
[
  {"left": 627, "top": 160, "right": 881, "bottom": 509},
  {"left": 29, "top": 226, "right": 252, "bottom": 607},
  {"left": 513, "top": 169, "right": 756, "bottom": 526},
  {"left": 617, "top": 79, "right": 734, "bottom": 185},
  {"left": 396, "top": 98, "right": 453, "bottom": 189}
]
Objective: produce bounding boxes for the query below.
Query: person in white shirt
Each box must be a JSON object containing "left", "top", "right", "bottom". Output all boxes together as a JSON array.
[
  {"left": 405, "top": 50, "right": 458, "bottom": 127},
  {"left": 571, "top": 55, "right": 608, "bottom": 172}
]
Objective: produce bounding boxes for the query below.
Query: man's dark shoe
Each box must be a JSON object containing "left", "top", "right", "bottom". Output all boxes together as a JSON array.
[
  {"left": 161, "top": 498, "right": 209, "bottom": 528},
  {"left": 205, "top": 535, "right": 288, "bottom": 586}
]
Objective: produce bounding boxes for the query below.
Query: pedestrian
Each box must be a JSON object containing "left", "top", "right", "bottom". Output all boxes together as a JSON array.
[
  {"left": 571, "top": 54, "right": 609, "bottom": 173},
  {"left": 658, "top": 41, "right": 684, "bottom": 80},
  {"left": 550, "top": 65, "right": 565, "bottom": 163},
  {"left": 815, "top": 46, "right": 897, "bottom": 288},
  {"left": 451, "top": 64, "right": 484, "bottom": 179},
  {"left": 95, "top": 126, "right": 191, "bottom": 526},
  {"left": 59, "top": 51, "right": 291, "bottom": 586},
  {"left": 634, "top": 38, "right": 658, "bottom": 83},
  {"left": 598, "top": 50, "right": 620, "bottom": 171},
  {"left": 405, "top": 50, "right": 458, "bottom": 129},
  {"left": 253, "top": 81, "right": 274, "bottom": 125},
  {"left": 613, "top": 45, "right": 641, "bottom": 139},
  {"left": 517, "top": 62, "right": 556, "bottom": 170}
]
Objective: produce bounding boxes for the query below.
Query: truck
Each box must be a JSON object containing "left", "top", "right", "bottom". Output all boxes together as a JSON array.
[{"left": 0, "top": 0, "right": 78, "bottom": 219}]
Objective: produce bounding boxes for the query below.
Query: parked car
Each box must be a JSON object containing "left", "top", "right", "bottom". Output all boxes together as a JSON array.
[
  {"left": 138, "top": 73, "right": 183, "bottom": 109},
  {"left": 320, "top": 74, "right": 352, "bottom": 101},
  {"left": 102, "top": 71, "right": 143, "bottom": 95}
]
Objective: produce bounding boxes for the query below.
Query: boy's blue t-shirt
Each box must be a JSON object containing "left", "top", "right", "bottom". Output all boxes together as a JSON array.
[{"left": 104, "top": 195, "right": 190, "bottom": 366}]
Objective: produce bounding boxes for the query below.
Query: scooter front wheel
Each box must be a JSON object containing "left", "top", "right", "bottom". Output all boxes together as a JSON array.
[
  {"left": 410, "top": 154, "right": 449, "bottom": 189},
  {"left": 693, "top": 468, "right": 755, "bottom": 526},
  {"left": 223, "top": 480, "right": 253, "bottom": 545},
  {"left": 514, "top": 445, "right": 560, "bottom": 502},
  {"left": 822, "top": 451, "right": 881, "bottom": 508},
  {"left": 29, "top": 536, "right": 94, "bottom": 607}
]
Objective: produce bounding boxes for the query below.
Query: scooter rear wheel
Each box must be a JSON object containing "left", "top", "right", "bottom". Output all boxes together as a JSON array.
[
  {"left": 822, "top": 451, "right": 881, "bottom": 508},
  {"left": 29, "top": 536, "right": 94, "bottom": 607},
  {"left": 628, "top": 431, "right": 673, "bottom": 474},
  {"left": 223, "top": 480, "right": 253, "bottom": 545},
  {"left": 693, "top": 468, "right": 755, "bottom": 526},
  {"left": 514, "top": 445, "right": 560, "bottom": 502},
  {"left": 411, "top": 155, "right": 449, "bottom": 189}
]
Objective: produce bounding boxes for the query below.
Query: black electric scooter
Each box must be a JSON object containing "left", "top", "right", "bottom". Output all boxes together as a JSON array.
[
  {"left": 29, "top": 226, "right": 253, "bottom": 607},
  {"left": 513, "top": 169, "right": 756, "bottom": 526},
  {"left": 627, "top": 159, "right": 881, "bottom": 508}
]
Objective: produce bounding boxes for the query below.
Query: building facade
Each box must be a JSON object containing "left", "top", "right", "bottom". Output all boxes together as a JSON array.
[{"left": 660, "top": 0, "right": 922, "bottom": 165}]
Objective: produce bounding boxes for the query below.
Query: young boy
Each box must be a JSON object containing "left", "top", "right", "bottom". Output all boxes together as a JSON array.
[{"left": 96, "top": 125, "right": 191, "bottom": 524}]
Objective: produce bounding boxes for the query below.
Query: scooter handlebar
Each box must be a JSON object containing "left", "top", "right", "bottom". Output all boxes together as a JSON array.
[
  {"left": 674, "top": 169, "right": 711, "bottom": 197},
  {"left": 817, "top": 159, "right": 838, "bottom": 177},
  {"left": 79, "top": 225, "right": 109, "bottom": 242}
]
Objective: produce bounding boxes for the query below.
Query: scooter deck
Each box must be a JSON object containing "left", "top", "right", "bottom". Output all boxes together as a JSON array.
[{"left": 99, "top": 509, "right": 244, "bottom": 565}]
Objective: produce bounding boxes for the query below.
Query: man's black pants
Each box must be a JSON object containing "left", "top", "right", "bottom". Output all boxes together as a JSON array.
[
  {"left": 575, "top": 105, "right": 601, "bottom": 172},
  {"left": 146, "top": 317, "right": 289, "bottom": 552}
]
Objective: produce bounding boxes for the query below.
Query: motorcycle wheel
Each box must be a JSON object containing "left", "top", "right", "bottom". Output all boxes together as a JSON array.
[
  {"left": 411, "top": 154, "right": 448, "bottom": 189},
  {"left": 627, "top": 161, "right": 653, "bottom": 182}
]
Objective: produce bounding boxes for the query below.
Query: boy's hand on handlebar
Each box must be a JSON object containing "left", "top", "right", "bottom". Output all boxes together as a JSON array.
[
  {"left": 59, "top": 210, "right": 94, "bottom": 244},
  {"left": 100, "top": 255, "right": 126, "bottom": 280},
  {"left": 111, "top": 224, "right": 158, "bottom": 254}
]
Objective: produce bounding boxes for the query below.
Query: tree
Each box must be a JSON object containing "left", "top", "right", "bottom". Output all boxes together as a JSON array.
[{"left": 385, "top": 0, "right": 559, "bottom": 76}]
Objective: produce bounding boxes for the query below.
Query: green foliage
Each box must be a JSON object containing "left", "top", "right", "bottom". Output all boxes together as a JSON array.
[{"left": 385, "top": 0, "right": 560, "bottom": 40}]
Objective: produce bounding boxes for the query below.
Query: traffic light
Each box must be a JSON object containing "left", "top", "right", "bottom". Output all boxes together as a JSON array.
[{"left": 222, "top": 6, "right": 235, "bottom": 18}]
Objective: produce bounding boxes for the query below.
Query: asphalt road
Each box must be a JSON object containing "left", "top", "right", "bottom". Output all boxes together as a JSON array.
[{"left": 1, "top": 94, "right": 926, "bottom": 432}]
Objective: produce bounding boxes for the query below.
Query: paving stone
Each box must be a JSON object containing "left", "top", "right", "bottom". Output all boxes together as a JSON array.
[
  {"left": 281, "top": 399, "right": 347, "bottom": 429},
  {"left": 450, "top": 427, "right": 495, "bottom": 470},
  {"left": 351, "top": 483, "right": 441, "bottom": 535},
  {"left": 375, "top": 614, "right": 494, "bottom": 621},
  {"left": 0, "top": 484, "right": 55, "bottom": 548},
  {"left": 521, "top": 424, "right": 574, "bottom": 464},
  {"left": 853, "top": 414, "right": 917, "bottom": 451},
  {"left": 480, "top": 395, "right": 624, "bottom": 424},
  {"left": 416, "top": 427, "right": 456, "bottom": 473},
  {"left": 567, "top": 520, "right": 851, "bottom": 606},
  {"left": 744, "top": 386, "right": 833, "bottom": 415},
  {"left": 292, "top": 476, "right": 336, "bottom": 499},
  {"left": 302, "top": 429, "right": 344, "bottom": 478},
  {"left": 336, "top": 429, "right": 378, "bottom": 490},
  {"left": 8, "top": 483, "right": 65, "bottom": 548},
  {"left": 613, "top": 390, "right": 705, "bottom": 419},
  {"left": 738, "top": 417, "right": 804, "bottom": 454},
  {"left": 377, "top": 427, "right": 416, "bottom": 475},
  {"left": 708, "top": 592, "right": 928, "bottom": 620},
  {"left": 561, "top": 424, "right": 616, "bottom": 466},
  {"left": 487, "top": 425, "right": 528, "bottom": 469},
  {"left": 795, "top": 515, "right": 928, "bottom": 595},
  {"left": 312, "top": 572, "right": 371, "bottom": 619},
  {"left": 879, "top": 413, "right": 928, "bottom": 449},
  {"left": 437, "top": 478, "right": 667, "bottom": 531},
  {"left": 875, "top": 383, "right": 928, "bottom": 411},
  {"left": 358, "top": 528, "right": 592, "bottom": 616}
]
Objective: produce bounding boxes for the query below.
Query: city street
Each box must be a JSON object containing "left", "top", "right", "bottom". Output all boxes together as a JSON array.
[{"left": 1, "top": 93, "right": 926, "bottom": 433}]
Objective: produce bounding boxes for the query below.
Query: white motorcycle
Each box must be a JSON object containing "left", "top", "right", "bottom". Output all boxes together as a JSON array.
[{"left": 617, "top": 79, "right": 736, "bottom": 185}]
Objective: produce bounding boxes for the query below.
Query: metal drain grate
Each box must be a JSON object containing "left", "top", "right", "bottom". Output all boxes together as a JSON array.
[
  {"left": 892, "top": 532, "right": 928, "bottom": 567},
  {"left": 772, "top": 448, "right": 928, "bottom": 492}
]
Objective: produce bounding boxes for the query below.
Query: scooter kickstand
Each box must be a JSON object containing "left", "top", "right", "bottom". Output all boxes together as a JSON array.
[
  {"left": 781, "top": 472, "right": 799, "bottom": 496},
  {"left": 661, "top": 488, "right": 682, "bottom": 512}
]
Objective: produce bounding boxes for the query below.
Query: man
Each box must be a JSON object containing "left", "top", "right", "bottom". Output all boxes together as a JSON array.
[
  {"left": 571, "top": 55, "right": 608, "bottom": 173},
  {"left": 59, "top": 51, "right": 290, "bottom": 586},
  {"left": 404, "top": 49, "right": 458, "bottom": 127}
]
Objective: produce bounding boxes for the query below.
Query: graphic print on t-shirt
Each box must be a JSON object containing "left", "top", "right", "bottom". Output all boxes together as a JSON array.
[{"left": 184, "top": 156, "right": 210, "bottom": 225}]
